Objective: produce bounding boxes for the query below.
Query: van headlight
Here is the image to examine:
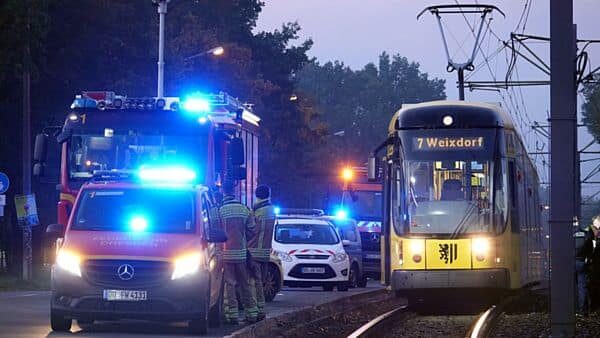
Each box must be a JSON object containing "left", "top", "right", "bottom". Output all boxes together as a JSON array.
[
  {"left": 274, "top": 250, "right": 292, "bottom": 262},
  {"left": 56, "top": 250, "right": 82, "bottom": 277},
  {"left": 171, "top": 253, "right": 203, "bottom": 280},
  {"left": 332, "top": 252, "right": 348, "bottom": 263}
]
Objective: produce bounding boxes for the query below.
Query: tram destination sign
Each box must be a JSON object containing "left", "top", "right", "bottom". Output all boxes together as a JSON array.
[{"left": 413, "top": 136, "right": 484, "bottom": 151}]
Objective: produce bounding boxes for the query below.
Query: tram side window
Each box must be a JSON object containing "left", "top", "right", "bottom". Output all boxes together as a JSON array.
[
  {"left": 391, "top": 164, "right": 408, "bottom": 235},
  {"left": 508, "top": 160, "right": 520, "bottom": 233},
  {"left": 493, "top": 159, "right": 507, "bottom": 233}
]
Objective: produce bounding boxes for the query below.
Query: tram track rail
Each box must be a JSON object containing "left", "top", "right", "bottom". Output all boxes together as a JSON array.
[
  {"left": 465, "top": 294, "right": 520, "bottom": 338},
  {"left": 347, "top": 287, "right": 545, "bottom": 338},
  {"left": 347, "top": 305, "right": 412, "bottom": 338}
]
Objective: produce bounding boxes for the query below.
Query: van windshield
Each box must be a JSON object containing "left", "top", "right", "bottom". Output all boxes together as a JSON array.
[
  {"left": 72, "top": 188, "right": 195, "bottom": 233},
  {"left": 275, "top": 223, "right": 340, "bottom": 245}
]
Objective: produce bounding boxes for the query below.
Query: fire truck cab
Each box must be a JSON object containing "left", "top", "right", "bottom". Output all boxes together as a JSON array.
[
  {"left": 34, "top": 91, "right": 261, "bottom": 228},
  {"left": 47, "top": 169, "right": 226, "bottom": 334}
]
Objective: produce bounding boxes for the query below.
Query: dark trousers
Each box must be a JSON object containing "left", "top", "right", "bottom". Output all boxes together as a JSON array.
[{"left": 576, "top": 259, "right": 588, "bottom": 313}]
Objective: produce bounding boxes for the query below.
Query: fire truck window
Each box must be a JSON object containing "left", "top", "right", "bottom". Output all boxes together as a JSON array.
[{"left": 69, "top": 133, "right": 208, "bottom": 180}]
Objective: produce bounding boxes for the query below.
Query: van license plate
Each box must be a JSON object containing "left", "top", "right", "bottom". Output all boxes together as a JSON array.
[
  {"left": 302, "top": 267, "right": 325, "bottom": 274},
  {"left": 103, "top": 290, "right": 147, "bottom": 301}
]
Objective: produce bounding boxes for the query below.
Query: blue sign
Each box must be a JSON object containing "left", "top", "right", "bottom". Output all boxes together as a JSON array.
[{"left": 0, "top": 172, "right": 9, "bottom": 194}]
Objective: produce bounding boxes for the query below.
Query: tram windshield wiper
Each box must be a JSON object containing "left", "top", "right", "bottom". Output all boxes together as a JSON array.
[{"left": 450, "top": 202, "right": 478, "bottom": 238}]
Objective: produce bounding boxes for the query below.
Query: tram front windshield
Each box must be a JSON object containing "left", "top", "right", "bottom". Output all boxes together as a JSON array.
[{"left": 397, "top": 129, "right": 504, "bottom": 236}]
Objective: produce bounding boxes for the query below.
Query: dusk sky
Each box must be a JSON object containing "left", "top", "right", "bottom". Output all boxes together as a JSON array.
[{"left": 256, "top": 0, "right": 600, "bottom": 194}]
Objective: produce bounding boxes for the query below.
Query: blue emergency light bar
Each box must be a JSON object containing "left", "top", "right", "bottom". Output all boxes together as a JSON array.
[
  {"left": 182, "top": 96, "right": 211, "bottom": 114},
  {"left": 129, "top": 216, "right": 149, "bottom": 232},
  {"left": 138, "top": 166, "right": 197, "bottom": 183},
  {"left": 90, "top": 167, "right": 198, "bottom": 185},
  {"left": 68, "top": 90, "right": 260, "bottom": 126}
]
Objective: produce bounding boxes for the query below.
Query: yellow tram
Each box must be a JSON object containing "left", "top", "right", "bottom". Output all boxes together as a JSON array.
[{"left": 369, "top": 101, "right": 544, "bottom": 293}]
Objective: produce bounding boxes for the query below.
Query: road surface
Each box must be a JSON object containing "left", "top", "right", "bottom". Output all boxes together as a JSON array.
[{"left": 0, "top": 282, "right": 381, "bottom": 338}]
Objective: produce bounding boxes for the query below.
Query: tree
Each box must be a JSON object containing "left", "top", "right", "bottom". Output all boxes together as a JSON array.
[
  {"left": 0, "top": 1, "right": 325, "bottom": 270},
  {"left": 296, "top": 52, "right": 446, "bottom": 164},
  {"left": 582, "top": 80, "right": 600, "bottom": 142}
]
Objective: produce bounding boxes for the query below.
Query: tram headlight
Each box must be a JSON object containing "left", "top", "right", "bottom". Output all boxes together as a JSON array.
[
  {"left": 472, "top": 238, "right": 490, "bottom": 262},
  {"left": 409, "top": 240, "right": 425, "bottom": 263}
]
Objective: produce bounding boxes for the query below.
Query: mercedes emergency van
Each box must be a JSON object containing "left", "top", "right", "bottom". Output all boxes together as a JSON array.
[{"left": 46, "top": 169, "right": 226, "bottom": 334}]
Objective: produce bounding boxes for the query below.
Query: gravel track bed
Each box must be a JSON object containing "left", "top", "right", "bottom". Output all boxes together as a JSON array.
[
  {"left": 493, "top": 311, "right": 600, "bottom": 338},
  {"left": 281, "top": 293, "right": 406, "bottom": 338},
  {"left": 389, "top": 315, "right": 476, "bottom": 338}
]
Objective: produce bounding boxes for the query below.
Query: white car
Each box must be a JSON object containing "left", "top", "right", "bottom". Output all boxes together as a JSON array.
[{"left": 272, "top": 216, "right": 350, "bottom": 291}]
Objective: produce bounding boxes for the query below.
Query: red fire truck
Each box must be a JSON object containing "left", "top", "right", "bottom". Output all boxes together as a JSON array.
[{"left": 34, "top": 90, "right": 261, "bottom": 224}]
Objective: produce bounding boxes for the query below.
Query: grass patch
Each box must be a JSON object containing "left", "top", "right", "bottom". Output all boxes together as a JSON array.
[{"left": 0, "top": 268, "right": 51, "bottom": 291}]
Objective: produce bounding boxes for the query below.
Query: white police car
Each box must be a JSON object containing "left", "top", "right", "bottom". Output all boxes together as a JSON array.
[{"left": 272, "top": 210, "right": 350, "bottom": 291}]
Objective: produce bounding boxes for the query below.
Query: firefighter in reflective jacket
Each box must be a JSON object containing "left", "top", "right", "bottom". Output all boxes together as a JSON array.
[
  {"left": 247, "top": 185, "right": 276, "bottom": 320},
  {"left": 219, "top": 181, "right": 258, "bottom": 324}
]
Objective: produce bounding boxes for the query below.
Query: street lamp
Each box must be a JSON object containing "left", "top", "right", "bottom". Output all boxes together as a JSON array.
[
  {"left": 153, "top": 0, "right": 170, "bottom": 98},
  {"left": 185, "top": 46, "right": 225, "bottom": 61}
]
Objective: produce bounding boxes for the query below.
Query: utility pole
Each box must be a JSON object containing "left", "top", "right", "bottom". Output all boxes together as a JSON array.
[
  {"left": 154, "top": 0, "right": 170, "bottom": 98},
  {"left": 21, "top": 0, "right": 32, "bottom": 281},
  {"left": 550, "top": 0, "right": 576, "bottom": 336}
]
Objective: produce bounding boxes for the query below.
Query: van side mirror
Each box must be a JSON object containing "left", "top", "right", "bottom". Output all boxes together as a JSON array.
[
  {"left": 34, "top": 134, "right": 48, "bottom": 162},
  {"left": 367, "top": 155, "right": 379, "bottom": 181},
  {"left": 342, "top": 239, "right": 351, "bottom": 247},
  {"left": 46, "top": 224, "right": 66, "bottom": 238},
  {"left": 229, "top": 137, "right": 245, "bottom": 166},
  {"left": 207, "top": 227, "right": 228, "bottom": 243}
]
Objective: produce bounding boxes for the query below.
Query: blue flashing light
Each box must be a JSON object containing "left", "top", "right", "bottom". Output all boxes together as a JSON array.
[
  {"left": 274, "top": 206, "right": 281, "bottom": 215},
  {"left": 130, "top": 216, "right": 149, "bottom": 232},
  {"left": 138, "top": 166, "right": 197, "bottom": 183},
  {"left": 335, "top": 209, "right": 348, "bottom": 220},
  {"left": 182, "top": 96, "right": 210, "bottom": 114},
  {"left": 198, "top": 116, "right": 208, "bottom": 124}
]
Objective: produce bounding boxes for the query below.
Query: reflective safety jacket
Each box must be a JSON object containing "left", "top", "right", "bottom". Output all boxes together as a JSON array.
[
  {"left": 219, "top": 195, "right": 254, "bottom": 262},
  {"left": 208, "top": 204, "right": 223, "bottom": 256},
  {"left": 248, "top": 198, "right": 276, "bottom": 262}
]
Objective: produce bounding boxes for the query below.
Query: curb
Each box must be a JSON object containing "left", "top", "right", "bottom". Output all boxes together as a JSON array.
[{"left": 225, "top": 288, "right": 389, "bottom": 338}]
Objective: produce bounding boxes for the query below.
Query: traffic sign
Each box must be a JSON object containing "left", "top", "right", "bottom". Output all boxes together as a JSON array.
[{"left": 0, "top": 172, "right": 9, "bottom": 194}]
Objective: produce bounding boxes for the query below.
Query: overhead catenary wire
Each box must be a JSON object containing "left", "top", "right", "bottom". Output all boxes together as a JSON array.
[{"left": 452, "top": 0, "right": 548, "bottom": 181}]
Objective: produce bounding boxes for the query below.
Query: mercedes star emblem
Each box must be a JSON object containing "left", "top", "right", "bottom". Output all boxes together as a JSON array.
[{"left": 117, "top": 264, "right": 135, "bottom": 281}]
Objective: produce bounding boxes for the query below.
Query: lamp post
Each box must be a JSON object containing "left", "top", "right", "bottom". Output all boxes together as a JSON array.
[{"left": 153, "top": 0, "right": 170, "bottom": 98}]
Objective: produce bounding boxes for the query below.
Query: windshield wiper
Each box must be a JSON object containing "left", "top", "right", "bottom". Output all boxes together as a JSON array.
[{"left": 450, "top": 202, "right": 478, "bottom": 239}]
